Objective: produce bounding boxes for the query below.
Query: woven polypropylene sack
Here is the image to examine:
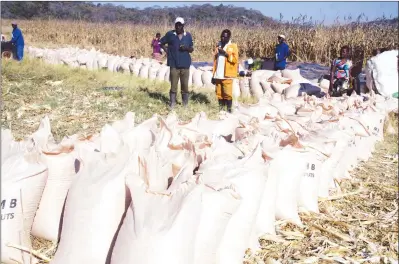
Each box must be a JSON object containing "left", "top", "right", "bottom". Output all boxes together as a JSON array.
[
  {"left": 272, "top": 147, "right": 307, "bottom": 226},
  {"left": 51, "top": 145, "right": 131, "bottom": 264},
  {"left": 31, "top": 147, "right": 81, "bottom": 242},
  {"left": 1, "top": 152, "right": 48, "bottom": 264}
]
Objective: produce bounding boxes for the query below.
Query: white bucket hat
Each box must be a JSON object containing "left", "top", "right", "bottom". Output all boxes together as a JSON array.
[{"left": 278, "top": 34, "right": 286, "bottom": 39}]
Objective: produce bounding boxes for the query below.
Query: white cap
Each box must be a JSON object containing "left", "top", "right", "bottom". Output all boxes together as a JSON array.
[
  {"left": 175, "top": 17, "right": 185, "bottom": 25},
  {"left": 247, "top": 58, "right": 254, "bottom": 65},
  {"left": 278, "top": 34, "right": 286, "bottom": 39}
]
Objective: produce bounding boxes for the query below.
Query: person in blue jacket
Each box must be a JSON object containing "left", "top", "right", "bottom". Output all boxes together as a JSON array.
[
  {"left": 160, "top": 17, "right": 194, "bottom": 109},
  {"left": 274, "top": 34, "right": 290, "bottom": 71},
  {"left": 10, "top": 22, "right": 25, "bottom": 61}
]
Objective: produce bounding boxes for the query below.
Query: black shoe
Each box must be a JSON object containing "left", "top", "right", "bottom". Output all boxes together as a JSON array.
[
  {"left": 169, "top": 92, "right": 177, "bottom": 109},
  {"left": 182, "top": 93, "right": 189, "bottom": 107},
  {"left": 225, "top": 99, "right": 232, "bottom": 113},
  {"left": 218, "top": 99, "right": 225, "bottom": 112}
]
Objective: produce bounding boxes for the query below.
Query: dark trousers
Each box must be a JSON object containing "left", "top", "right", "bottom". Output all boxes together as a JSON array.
[
  {"left": 12, "top": 45, "right": 24, "bottom": 61},
  {"left": 170, "top": 67, "right": 189, "bottom": 94}
]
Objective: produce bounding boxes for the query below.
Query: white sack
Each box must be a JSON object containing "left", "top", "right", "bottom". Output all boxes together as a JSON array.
[
  {"left": 369, "top": 50, "right": 398, "bottom": 97},
  {"left": 272, "top": 147, "right": 307, "bottom": 226},
  {"left": 133, "top": 62, "right": 142, "bottom": 76},
  {"left": 110, "top": 172, "right": 200, "bottom": 264},
  {"left": 193, "top": 184, "right": 241, "bottom": 264},
  {"left": 252, "top": 162, "right": 278, "bottom": 238},
  {"left": 284, "top": 84, "right": 301, "bottom": 98},
  {"left": 157, "top": 66, "right": 169, "bottom": 82},
  {"left": 188, "top": 65, "right": 196, "bottom": 87},
  {"left": 148, "top": 65, "right": 159, "bottom": 80},
  {"left": 250, "top": 76, "right": 264, "bottom": 99},
  {"left": 281, "top": 68, "right": 302, "bottom": 81},
  {"left": 198, "top": 145, "right": 267, "bottom": 264},
  {"left": 297, "top": 152, "right": 323, "bottom": 213},
  {"left": 271, "top": 83, "right": 290, "bottom": 94},
  {"left": 319, "top": 79, "right": 330, "bottom": 90},
  {"left": 239, "top": 78, "right": 251, "bottom": 98},
  {"left": 164, "top": 67, "right": 171, "bottom": 82},
  {"left": 1, "top": 151, "right": 48, "bottom": 264},
  {"left": 201, "top": 71, "right": 213, "bottom": 86},
  {"left": 260, "top": 80, "right": 275, "bottom": 97},
  {"left": 31, "top": 146, "right": 81, "bottom": 242},
  {"left": 51, "top": 142, "right": 131, "bottom": 264},
  {"left": 139, "top": 65, "right": 150, "bottom": 79}
]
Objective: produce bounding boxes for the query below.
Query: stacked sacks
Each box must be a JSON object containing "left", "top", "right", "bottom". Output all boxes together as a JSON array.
[
  {"left": 2, "top": 90, "right": 397, "bottom": 264},
  {"left": 236, "top": 68, "right": 330, "bottom": 101},
  {"left": 26, "top": 46, "right": 221, "bottom": 90},
  {"left": 25, "top": 45, "right": 337, "bottom": 97}
]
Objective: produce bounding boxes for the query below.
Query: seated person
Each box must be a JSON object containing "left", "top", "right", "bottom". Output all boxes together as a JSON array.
[{"left": 329, "top": 45, "right": 353, "bottom": 96}]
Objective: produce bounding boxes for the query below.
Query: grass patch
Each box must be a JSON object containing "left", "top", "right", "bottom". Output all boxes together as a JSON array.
[{"left": 1, "top": 57, "right": 219, "bottom": 141}]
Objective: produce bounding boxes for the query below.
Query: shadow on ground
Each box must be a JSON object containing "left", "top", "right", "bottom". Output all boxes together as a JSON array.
[
  {"left": 189, "top": 91, "right": 211, "bottom": 104},
  {"left": 139, "top": 87, "right": 211, "bottom": 105},
  {"left": 139, "top": 87, "right": 169, "bottom": 104}
]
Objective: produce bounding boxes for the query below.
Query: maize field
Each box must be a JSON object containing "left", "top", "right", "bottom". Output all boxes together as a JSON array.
[{"left": 1, "top": 18, "right": 398, "bottom": 65}]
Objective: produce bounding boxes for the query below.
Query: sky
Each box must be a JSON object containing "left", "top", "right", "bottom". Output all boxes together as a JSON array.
[{"left": 97, "top": 1, "right": 399, "bottom": 25}]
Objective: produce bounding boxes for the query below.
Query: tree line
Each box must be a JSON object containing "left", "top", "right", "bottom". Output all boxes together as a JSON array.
[
  {"left": 1, "top": 2, "right": 397, "bottom": 28},
  {"left": 1, "top": 1, "right": 280, "bottom": 26}
]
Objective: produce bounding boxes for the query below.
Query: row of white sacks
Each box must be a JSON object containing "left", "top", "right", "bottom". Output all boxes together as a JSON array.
[
  {"left": 26, "top": 46, "right": 398, "bottom": 99},
  {"left": 2, "top": 90, "right": 398, "bottom": 264},
  {"left": 25, "top": 46, "right": 218, "bottom": 90},
  {"left": 24, "top": 45, "right": 329, "bottom": 96}
]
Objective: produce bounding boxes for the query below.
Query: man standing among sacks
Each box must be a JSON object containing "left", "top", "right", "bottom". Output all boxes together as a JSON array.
[
  {"left": 10, "top": 22, "right": 25, "bottom": 61},
  {"left": 211, "top": 29, "right": 239, "bottom": 113},
  {"left": 160, "top": 17, "right": 194, "bottom": 109},
  {"left": 274, "top": 34, "right": 290, "bottom": 71}
]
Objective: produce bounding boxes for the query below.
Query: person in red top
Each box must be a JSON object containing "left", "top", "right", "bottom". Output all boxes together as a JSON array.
[{"left": 151, "top": 33, "right": 162, "bottom": 61}]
